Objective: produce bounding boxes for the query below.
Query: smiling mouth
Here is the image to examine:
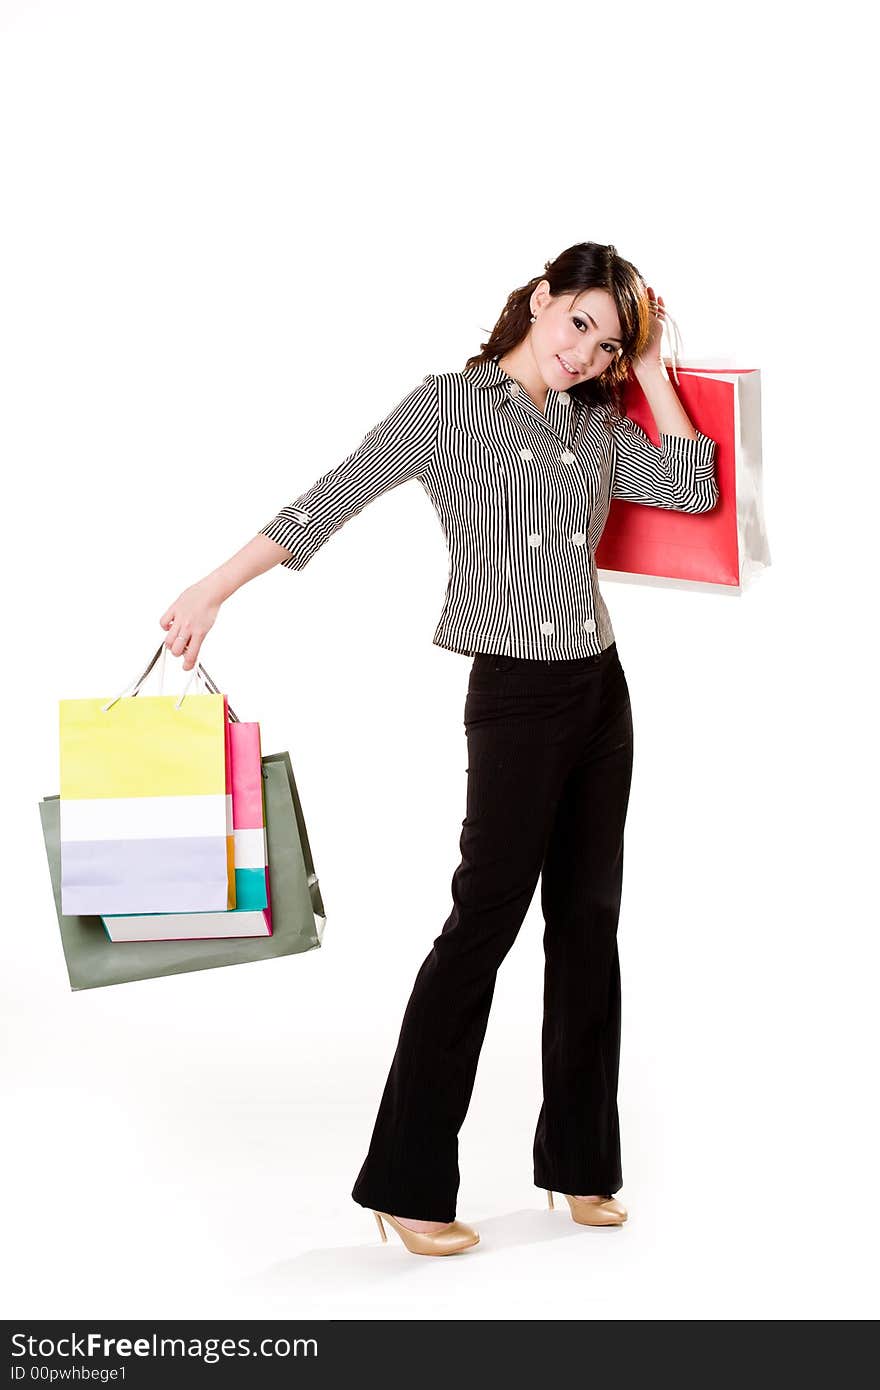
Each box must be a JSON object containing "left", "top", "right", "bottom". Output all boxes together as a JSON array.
[{"left": 557, "top": 355, "right": 580, "bottom": 378}]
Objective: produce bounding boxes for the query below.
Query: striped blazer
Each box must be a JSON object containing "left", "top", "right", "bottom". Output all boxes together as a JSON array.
[{"left": 259, "top": 355, "right": 718, "bottom": 660}]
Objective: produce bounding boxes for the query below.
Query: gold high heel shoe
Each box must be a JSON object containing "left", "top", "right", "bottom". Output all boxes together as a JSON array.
[
  {"left": 547, "top": 1190, "right": 628, "bottom": 1226},
  {"left": 372, "top": 1210, "right": 480, "bottom": 1255}
]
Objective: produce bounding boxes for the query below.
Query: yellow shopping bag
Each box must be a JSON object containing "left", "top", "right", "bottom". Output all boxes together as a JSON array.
[{"left": 59, "top": 644, "right": 234, "bottom": 916}]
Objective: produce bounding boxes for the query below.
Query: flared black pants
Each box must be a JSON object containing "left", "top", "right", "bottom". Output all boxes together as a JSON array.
[{"left": 351, "top": 640, "right": 634, "bottom": 1222}]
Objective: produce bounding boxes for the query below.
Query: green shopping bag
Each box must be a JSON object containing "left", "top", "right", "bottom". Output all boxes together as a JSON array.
[{"left": 37, "top": 752, "right": 326, "bottom": 990}]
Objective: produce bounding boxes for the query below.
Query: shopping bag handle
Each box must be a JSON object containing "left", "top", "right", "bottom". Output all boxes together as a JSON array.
[
  {"left": 102, "top": 643, "right": 201, "bottom": 714},
  {"left": 193, "top": 663, "right": 240, "bottom": 723},
  {"left": 138, "top": 645, "right": 238, "bottom": 718},
  {"left": 659, "top": 307, "right": 683, "bottom": 386},
  {"left": 100, "top": 644, "right": 241, "bottom": 718}
]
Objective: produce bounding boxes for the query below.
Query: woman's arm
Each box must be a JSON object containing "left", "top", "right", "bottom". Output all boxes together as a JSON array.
[
  {"left": 159, "top": 534, "right": 292, "bottom": 670},
  {"left": 633, "top": 362, "right": 697, "bottom": 440},
  {"left": 159, "top": 372, "right": 439, "bottom": 670},
  {"left": 207, "top": 533, "right": 293, "bottom": 601},
  {"left": 608, "top": 363, "right": 718, "bottom": 514},
  {"left": 259, "top": 373, "right": 438, "bottom": 571}
]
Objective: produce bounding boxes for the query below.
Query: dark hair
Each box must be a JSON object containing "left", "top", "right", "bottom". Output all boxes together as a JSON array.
[{"left": 464, "top": 241, "right": 653, "bottom": 416}]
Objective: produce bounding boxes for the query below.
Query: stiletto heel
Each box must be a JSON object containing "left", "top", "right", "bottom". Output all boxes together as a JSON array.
[{"left": 369, "top": 1209, "right": 480, "bottom": 1256}]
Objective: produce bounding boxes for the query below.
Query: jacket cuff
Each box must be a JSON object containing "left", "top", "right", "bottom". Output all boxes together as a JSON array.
[
  {"left": 259, "top": 511, "right": 312, "bottom": 571},
  {"left": 660, "top": 429, "right": 717, "bottom": 479}
]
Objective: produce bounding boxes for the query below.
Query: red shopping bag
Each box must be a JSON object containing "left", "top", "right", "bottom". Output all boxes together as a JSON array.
[{"left": 596, "top": 364, "right": 770, "bottom": 591}]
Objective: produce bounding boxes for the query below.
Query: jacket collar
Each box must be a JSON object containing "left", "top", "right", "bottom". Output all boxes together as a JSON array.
[{"left": 463, "top": 355, "right": 578, "bottom": 446}]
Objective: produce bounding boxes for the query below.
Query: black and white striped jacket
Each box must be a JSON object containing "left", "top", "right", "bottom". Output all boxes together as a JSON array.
[{"left": 259, "top": 356, "right": 718, "bottom": 659}]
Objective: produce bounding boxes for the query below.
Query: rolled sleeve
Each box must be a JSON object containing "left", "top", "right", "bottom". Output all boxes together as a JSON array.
[
  {"left": 260, "top": 373, "right": 439, "bottom": 570},
  {"left": 608, "top": 407, "right": 719, "bottom": 514}
]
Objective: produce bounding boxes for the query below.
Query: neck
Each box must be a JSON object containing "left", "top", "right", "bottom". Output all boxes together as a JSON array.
[{"left": 496, "top": 349, "right": 549, "bottom": 414}]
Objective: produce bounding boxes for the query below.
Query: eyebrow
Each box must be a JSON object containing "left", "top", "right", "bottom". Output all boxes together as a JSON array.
[{"left": 572, "top": 308, "right": 623, "bottom": 344}]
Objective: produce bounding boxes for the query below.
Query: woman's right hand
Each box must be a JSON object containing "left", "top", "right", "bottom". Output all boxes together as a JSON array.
[{"left": 159, "top": 578, "right": 223, "bottom": 672}]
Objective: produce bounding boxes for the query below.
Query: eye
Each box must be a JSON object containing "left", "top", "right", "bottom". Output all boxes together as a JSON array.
[{"left": 573, "top": 316, "right": 618, "bottom": 355}]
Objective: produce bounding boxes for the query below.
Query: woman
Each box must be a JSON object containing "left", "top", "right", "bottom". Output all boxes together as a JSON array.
[{"left": 160, "top": 242, "right": 719, "bottom": 1257}]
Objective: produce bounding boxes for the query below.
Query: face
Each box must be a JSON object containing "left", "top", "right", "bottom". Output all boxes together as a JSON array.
[{"left": 530, "top": 282, "right": 624, "bottom": 388}]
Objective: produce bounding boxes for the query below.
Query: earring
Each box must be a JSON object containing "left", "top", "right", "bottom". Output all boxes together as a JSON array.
[{"left": 529, "top": 314, "right": 536, "bottom": 323}]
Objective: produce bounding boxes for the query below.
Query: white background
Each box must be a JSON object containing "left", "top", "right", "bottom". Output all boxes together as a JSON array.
[{"left": 2, "top": 0, "right": 877, "bottom": 1320}]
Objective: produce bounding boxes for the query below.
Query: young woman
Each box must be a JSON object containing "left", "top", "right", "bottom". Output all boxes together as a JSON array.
[{"left": 160, "top": 241, "right": 718, "bottom": 1258}]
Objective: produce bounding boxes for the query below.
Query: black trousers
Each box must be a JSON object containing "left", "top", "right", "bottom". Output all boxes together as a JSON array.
[{"left": 351, "top": 640, "right": 634, "bottom": 1222}]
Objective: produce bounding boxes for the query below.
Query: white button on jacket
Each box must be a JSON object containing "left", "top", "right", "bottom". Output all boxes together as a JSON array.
[{"left": 260, "top": 356, "right": 719, "bottom": 660}]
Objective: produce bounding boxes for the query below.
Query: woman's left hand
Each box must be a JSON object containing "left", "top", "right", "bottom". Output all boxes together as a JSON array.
[{"left": 632, "top": 286, "right": 666, "bottom": 375}]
